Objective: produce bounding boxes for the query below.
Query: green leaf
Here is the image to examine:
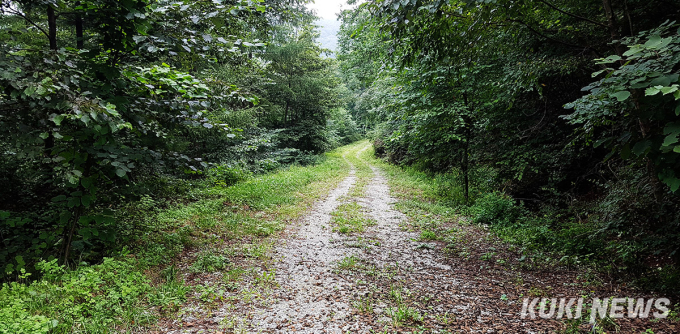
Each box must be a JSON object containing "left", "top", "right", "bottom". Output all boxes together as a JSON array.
[
  {"left": 664, "top": 177, "right": 680, "bottom": 192},
  {"left": 597, "top": 55, "right": 621, "bottom": 64},
  {"left": 24, "top": 85, "right": 36, "bottom": 96},
  {"left": 623, "top": 46, "right": 642, "bottom": 57},
  {"left": 611, "top": 91, "right": 631, "bottom": 102},
  {"left": 67, "top": 197, "right": 80, "bottom": 208},
  {"left": 631, "top": 140, "right": 651, "bottom": 156},
  {"left": 39, "top": 132, "right": 49, "bottom": 139},
  {"left": 661, "top": 85, "right": 678, "bottom": 95},
  {"left": 644, "top": 35, "right": 662, "bottom": 48},
  {"left": 81, "top": 177, "right": 95, "bottom": 189},
  {"left": 81, "top": 195, "right": 92, "bottom": 207},
  {"left": 664, "top": 123, "right": 680, "bottom": 136},
  {"left": 52, "top": 114, "right": 64, "bottom": 125},
  {"left": 591, "top": 69, "right": 606, "bottom": 78},
  {"left": 52, "top": 195, "right": 67, "bottom": 202},
  {"left": 650, "top": 76, "right": 672, "bottom": 87},
  {"left": 662, "top": 134, "right": 679, "bottom": 147},
  {"left": 115, "top": 169, "right": 127, "bottom": 177},
  {"left": 620, "top": 143, "right": 631, "bottom": 159},
  {"left": 645, "top": 86, "right": 661, "bottom": 96}
]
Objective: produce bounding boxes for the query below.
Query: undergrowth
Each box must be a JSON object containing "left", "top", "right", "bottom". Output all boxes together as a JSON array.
[
  {"left": 367, "top": 141, "right": 680, "bottom": 294},
  {"left": 0, "top": 142, "right": 362, "bottom": 333}
]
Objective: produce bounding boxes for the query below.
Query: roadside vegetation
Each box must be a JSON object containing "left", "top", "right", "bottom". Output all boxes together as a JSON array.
[
  {"left": 338, "top": 0, "right": 680, "bottom": 295},
  {"left": 2, "top": 0, "right": 680, "bottom": 332},
  {"left": 338, "top": 142, "right": 678, "bottom": 333},
  {"left": 0, "top": 143, "right": 359, "bottom": 333}
]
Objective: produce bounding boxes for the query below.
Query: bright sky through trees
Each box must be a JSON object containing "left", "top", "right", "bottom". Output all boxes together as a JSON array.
[
  {"left": 307, "top": 0, "right": 347, "bottom": 51},
  {"left": 307, "top": 0, "right": 345, "bottom": 19}
]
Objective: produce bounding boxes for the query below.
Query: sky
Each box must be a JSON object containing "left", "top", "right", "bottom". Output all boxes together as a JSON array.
[
  {"left": 307, "top": 0, "right": 348, "bottom": 51},
  {"left": 307, "top": 0, "right": 347, "bottom": 20}
]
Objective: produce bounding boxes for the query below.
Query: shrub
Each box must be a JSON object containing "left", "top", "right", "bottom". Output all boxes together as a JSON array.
[
  {"left": 373, "top": 138, "right": 386, "bottom": 157},
  {"left": 471, "top": 192, "right": 522, "bottom": 225},
  {"left": 189, "top": 252, "right": 230, "bottom": 273},
  {"left": 205, "top": 164, "right": 253, "bottom": 187},
  {"left": 0, "top": 258, "right": 159, "bottom": 333},
  {"left": 258, "top": 158, "right": 280, "bottom": 172},
  {"left": 294, "top": 152, "right": 324, "bottom": 166}
]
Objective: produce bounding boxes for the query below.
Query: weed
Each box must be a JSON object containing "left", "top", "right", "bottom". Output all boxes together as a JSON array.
[
  {"left": 561, "top": 318, "right": 582, "bottom": 334},
  {"left": 243, "top": 242, "right": 272, "bottom": 260},
  {"left": 416, "top": 243, "right": 435, "bottom": 250},
  {"left": 196, "top": 285, "right": 226, "bottom": 305},
  {"left": 528, "top": 286, "right": 551, "bottom": 297},
  {"left": 353, "top": 296, "right": 374, "bottom": 313},
  {"left": 0, "top": 258, "right": 159, "bottom": 333},
  {"left": 190, "top": 251, "right": 231, "bottom": 273},
  {"left": 389, "top": 285, "right": 404, "bottom": 304},
  {"left": 420, "top": 230, "right": 438, "bottom": 240},
  {"left": 337, "top": 255, "right": 360, "bottom": 270},
  {"left": 513, "top": 276, "right": 525, "bottom": 286},
  {"left": 435, "top": 312, "right": 456, "bottom": 325},
  {"left": 254, "top": 269, "right": 277, "bottom": 287},
  {"left": 480, "top": 252, "right": 496, "bottom": 261},
  {"left": 331, "top": 202, "right": 376, "bottom": 234},
  {"left": 386, "top": 305, "right": 423, "bottom": 326}
]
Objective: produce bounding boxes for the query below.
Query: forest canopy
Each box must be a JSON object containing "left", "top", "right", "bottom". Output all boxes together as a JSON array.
[{"left": 0, "top": 0, "right": 359, "bottom": 277}]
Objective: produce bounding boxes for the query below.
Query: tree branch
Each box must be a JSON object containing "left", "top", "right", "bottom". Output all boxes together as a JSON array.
[
  {"left": 506, "top": 19, "right": 594, "bottom": 52},
  {"left": 5, "top": 7, "right": 50, "bottom": 40},
  {"left": 538, "top": 0, "right": 608, "bottom": 28}
]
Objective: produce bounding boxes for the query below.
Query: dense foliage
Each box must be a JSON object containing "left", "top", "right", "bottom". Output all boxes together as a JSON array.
[
  {"left": 0, "top": 0, "right": 358, "bottom": 278},
  {"left": 338, "top": 0, "right": 680, "bottom": 291}
]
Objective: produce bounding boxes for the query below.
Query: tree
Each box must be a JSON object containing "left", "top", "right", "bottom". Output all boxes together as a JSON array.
[{"left": 0, "top": 0, "right": 264, "bottom": 268}]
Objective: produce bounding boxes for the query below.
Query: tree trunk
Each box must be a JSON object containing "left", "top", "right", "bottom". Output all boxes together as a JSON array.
[
  {"left": 623, "top": 0, "right": 634, "bottom": 36},
  {"left": 47, "top": 5, "right": 57, "bottom": 50},
  {"left": 75, "top": 2, "right": 83, "bottom": 49},
  {"left": 462, "top": 93, "right": 471, "bottom": 204},
  {"left": 44, "top": 5, "right": 58, "bottom": 156},
  {"left": 284, "top": 101, "right": 289, "bottom": 126},
  {"left": 463, "top": 134, "right": 469, "bottom": 203},
  {"left": 62, "top": 206, "right": 82, "bottom": 266},
  {"left": 602, "top": 0, "right": 623, "bottom": 56}
]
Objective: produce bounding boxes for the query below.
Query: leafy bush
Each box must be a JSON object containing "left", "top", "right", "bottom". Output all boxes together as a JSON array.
[
  {"left": 258, "top": 159, "right": 280, "bottom": 172},
  {"left": 0, "top": 278, "right": 55, "bottom": 334},
  {"left": 0, "top": 257, "right": 166, "bottom": 333},
  {"left": 434, "top": 167, "right": 498, "bottom": 207},
  {"left": 294, "top": 152, "right": 325, "bottom": 166},
  {"left": 471, "top": 192, "right": 522, "bottom": 226},
  {"left": 373, "top": 138, "right": 386, "bottom": 157},
  {"left": 205, "top": 165, "right": 253, "bottom": 187},
  {"left": 189, "top": 252, "right": 230, "bottom": 273}
]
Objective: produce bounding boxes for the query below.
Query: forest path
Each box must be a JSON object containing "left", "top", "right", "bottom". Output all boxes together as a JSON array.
[
  {"left": 161, "top": 141, "right": 672, "bottom": 334},
  {"left": 240, "top": 142, "right": 462, "bottom": 333}
]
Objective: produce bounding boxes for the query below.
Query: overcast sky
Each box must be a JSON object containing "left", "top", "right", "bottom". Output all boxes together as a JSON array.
[{"left": 307, "top": 0, "right": 347, "bottom": 20}]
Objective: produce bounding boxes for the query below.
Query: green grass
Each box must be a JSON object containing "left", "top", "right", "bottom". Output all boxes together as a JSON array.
[
  {"left": 330, "top": 202, "right": 376, "bottom": 234},
  {"left": 336, "top": 255, "right": 360, "bottom": 270},
  {"left": 0, "top": 143, "right": 359, "bottom": 334},
  {"left": 342, "top": 141, "right": 375, "bottom": 199},
  {"left": 0, "top": 258, "right": 158, "bottom": 334}
]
